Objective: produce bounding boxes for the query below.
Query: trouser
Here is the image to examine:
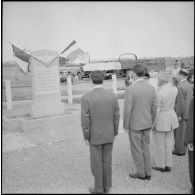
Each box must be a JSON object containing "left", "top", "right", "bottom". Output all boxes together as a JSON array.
[
  {"left": 90, "top": 143, "right": 113, "bottom": 193},
  {"left": 188, "top": 150, "right": 194, "bottom": 193},
  {"left": 174, "top": 120, "right": 187, "bottom": 154},
  {"left": 153, "top": 130, "right": 174, "bottom": 168},
  {"left": 129, "top": 128, "right": 151, "bottom": 177}
]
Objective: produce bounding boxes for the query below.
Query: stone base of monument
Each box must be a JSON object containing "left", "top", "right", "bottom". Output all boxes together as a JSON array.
[{"left": 31, "top": 94, "right": 64, "bottom": 118}]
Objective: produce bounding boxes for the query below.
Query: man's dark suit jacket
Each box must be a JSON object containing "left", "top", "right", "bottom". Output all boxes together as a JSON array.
[
  {"left": 175, "top": 80, "right": 193, "bottom": 120},
  {"left": 81, "top": 87, "right": 120, "bottom": 145},
  {"left": 184, "top": 97, "right": 194, "bottom": 145}
]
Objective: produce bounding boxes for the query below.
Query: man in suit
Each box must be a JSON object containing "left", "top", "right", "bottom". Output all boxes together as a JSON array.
[
  {"left": 173, "top": 69, "right": 193, "bottom": 155},
  {"left": 184, "top": 95, "right": 194, "bottom": 194},
  {"left": 123, "top": 64, "right": 157, "bottom": 180},
  {"left": 81, "top": 71, "right": 120, "bottom": 194}
]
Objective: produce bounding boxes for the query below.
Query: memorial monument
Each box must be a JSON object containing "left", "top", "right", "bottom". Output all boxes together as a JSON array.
[{"left": 31, "top": 50, "right": 64, "bottom": 118}]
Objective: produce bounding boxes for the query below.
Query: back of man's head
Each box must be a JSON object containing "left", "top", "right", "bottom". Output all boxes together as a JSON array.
[
  {"left": 90, "top": 70, "right": 104, "bottom": 84},
  {"left": 133, "top": 64, "right": 145, "bottom": 77}
]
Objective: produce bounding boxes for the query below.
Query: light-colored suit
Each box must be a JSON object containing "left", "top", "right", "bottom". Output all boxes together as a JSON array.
[
  {"left": 148, "top": 77, "right": 158, "bottom": 92},
  {"left": 155, "top": 83, "right": 179, "bottom": 131},
  {"left": 153, "top": 83, "right": 179, "bottom": 168},
  {"left": 81, "top": 87, "right": 120, "bottom": 193},
  {"left": 123, "top": 79, "right": 157, "bottom": 131},
  {"left": 123, "top": 79, "right": 157, "bottom": 177}
]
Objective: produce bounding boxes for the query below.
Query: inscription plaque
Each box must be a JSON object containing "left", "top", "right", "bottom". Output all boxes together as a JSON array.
[{"left": 34, "top": 65, "right": 59, "bottom": 94}]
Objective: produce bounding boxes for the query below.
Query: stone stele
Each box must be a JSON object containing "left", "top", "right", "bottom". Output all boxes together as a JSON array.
[{"left": 30, "top": 49, "right": 64, "bottom": 118}]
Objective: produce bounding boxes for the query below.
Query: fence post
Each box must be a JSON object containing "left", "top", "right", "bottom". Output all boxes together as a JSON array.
[
  {"left": 5, "top": 80, "right": 13, "bottom": 110},
  {"left": 112, "top": 74, "right": 117, "bottom": 95},
  {"left": 67, "top": 75, "right": 73, "bottom": 104}
]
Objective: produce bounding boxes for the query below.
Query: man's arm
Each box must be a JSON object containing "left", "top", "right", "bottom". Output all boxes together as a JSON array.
[
  {"left": 184, "top": 85, "right": 193, "bottom": 120},
  {"left": 113, "top": 97, "right": 120, "bottom": 136},
  {"left": 174, "top": 86, "right": 184, "bottom": 119},
  {"left": 81, "top": 96, "right": 90, "bottom": 141},
  {"left": 151, "top": 89, "right": 158, "bottom": 124},
  {"left": 123, "top": 87, "right": 133, "bottom": 130},
  {"left": 184, "top": 97, "right": 194, "bottom": 145}
]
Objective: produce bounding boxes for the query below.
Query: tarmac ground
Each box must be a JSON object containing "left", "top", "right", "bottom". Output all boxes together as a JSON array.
[{"left": 2, "top": 98, "right": 192, "bottom": 194}]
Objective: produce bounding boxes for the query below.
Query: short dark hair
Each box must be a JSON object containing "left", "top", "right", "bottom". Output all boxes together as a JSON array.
[
  {"left": 179, "top": 69, "right": 189, "bottom": 77},
  {"left": 133, "top": 64, "right": 145, "bottom": 77},
  {"left": 90, "top": 70, "right": 104, "bottom": 84},
  {"left": 145, "top": 72, "right": 150, "bottom": 78}
]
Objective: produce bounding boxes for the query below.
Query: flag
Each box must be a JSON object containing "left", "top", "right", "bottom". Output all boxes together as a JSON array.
[
  {"left": 12, "top": 44, "right": 31, "bottom": 72},
  {"left": 73, "top": 51, "right": 90, "bottom": 64},
  {"left": 60, "top": 40, "right": 87, "bottom": 62},
  {"left": 59, "top": 56, "right": 69, "bottom": 66},
  {"left": 14, "top": 56, "right": 30, "bottom": 73},
  {"left": 12, "top": 44, "right": 31, "bottom": 63},
  {"left": 47, "top": 40, "right": 77, "bottom": 67}
]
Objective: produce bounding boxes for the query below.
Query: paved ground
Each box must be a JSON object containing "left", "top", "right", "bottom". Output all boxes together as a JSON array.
[{"left": 2, "top": 100, "right": 191, "bottom": 194}]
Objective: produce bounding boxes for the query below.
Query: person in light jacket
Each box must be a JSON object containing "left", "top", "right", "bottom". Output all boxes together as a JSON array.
[{"left": 152, "top": 71, "right": 179, "bottom": 172}]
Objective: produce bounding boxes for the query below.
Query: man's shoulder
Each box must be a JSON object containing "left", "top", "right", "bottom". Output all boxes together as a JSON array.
[
  {"left": 82, "top": 88, "right": 115, "bottom": 99},
  {"left": 101, "top": 89, "right": 118, "bottom": 100},
  {"left": 81, "top": 91, "right": 91, "bottom": 101},
  {"left": 125, "top": 85, "right": 135, "bottom": 93},
  {"left": 160, "top": 84, "right": 178, "bottom": 94},
  {"left": 180, "top": 80, "right": 192, "bottom": 90},
  {"left": 104, "top": 88, "right": 116, "bottom": 94},
  {"left": 181, "top": 80, "right": 189, "bottom": 86},
  {"left": 134, "top": 80, "right": 154, "bottom": 90}
]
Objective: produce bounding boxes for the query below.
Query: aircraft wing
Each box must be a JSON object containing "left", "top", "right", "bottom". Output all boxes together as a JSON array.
[{"left": 83, "top": 61, "right": 121, "bottom": 71}]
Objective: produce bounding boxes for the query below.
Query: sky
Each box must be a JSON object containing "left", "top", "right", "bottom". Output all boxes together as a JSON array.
[{"left": 2, "top": 1, "right": 194, "bottom": 62}]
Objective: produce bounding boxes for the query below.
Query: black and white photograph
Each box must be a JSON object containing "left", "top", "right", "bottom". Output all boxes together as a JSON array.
[{"left": 1, "top": 1, "right": 194, "bottom": 194}]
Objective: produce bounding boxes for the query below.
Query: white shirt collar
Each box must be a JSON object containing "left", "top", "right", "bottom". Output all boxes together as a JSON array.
[
  {"left": 133, "top": 78, "right": 144, "bottom": 84},
  {"left": 93, "top": 85, "right": 103, "bottom": 89},
  {"left": 180, "top": 78, "right": 187, "bottom": 84}
]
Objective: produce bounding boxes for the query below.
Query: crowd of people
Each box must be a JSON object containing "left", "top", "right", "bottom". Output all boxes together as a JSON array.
[{"left": 80, "top": 60, "right": 194, "bottom": 194}]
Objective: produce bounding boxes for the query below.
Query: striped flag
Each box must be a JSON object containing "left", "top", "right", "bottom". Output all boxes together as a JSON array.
[
  {"left": 71, "top": 51, "right": 90, "bottom": 64},
  {"left": 12, "top": 44, "right": 31, "bottom": 72},
  {"left": 60, "top": 40, "right": 88, "bottom": 63}
]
